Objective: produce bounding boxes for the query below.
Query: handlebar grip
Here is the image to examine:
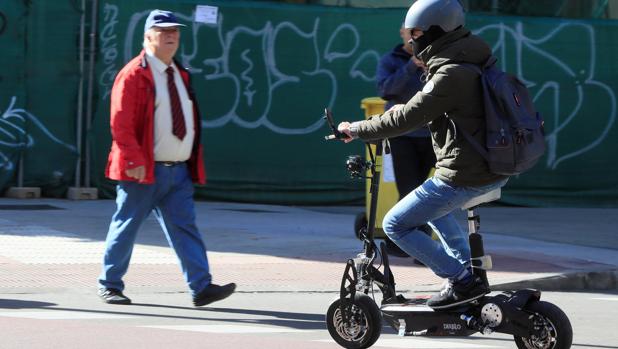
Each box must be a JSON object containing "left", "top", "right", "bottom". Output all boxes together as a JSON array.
[{"left": 325, "top": 132, "right": 350, "bottom": 141}]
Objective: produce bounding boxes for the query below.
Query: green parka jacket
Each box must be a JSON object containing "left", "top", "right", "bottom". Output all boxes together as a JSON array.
[{"left": 353, "top": 27, "right": 507, "bottom": 187}]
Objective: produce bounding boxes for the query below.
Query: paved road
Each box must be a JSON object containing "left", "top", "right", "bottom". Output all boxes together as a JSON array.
[
  {"left": 1, "top": 291, "right": 617, "bottom": 348},
  {"left": 0, "top": 198, "right": 617, "bottom": 348}
]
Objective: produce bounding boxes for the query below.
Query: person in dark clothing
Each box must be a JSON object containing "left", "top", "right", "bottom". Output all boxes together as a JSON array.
[
  {"left": 377, "top": 25, "right": 437, "bottom": 261},
  {"left": 377, "top": 26, "right": 436, "bottom": 200}
]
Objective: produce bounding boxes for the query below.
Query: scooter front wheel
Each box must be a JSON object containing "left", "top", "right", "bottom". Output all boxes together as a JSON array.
[
  {"left": 514, "top": 300, "right": 573, "bottom": 349},
  {"left": 326, "top": 293, "right": 382, "bottom": 349}
]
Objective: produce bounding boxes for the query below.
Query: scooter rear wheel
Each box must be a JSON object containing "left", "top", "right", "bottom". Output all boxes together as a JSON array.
[
  {"left": 326, "top": 293, "right": 382, "bottom": 349},
  {"left": 514, "top": 300, "right": 573, "bottom": 349}
]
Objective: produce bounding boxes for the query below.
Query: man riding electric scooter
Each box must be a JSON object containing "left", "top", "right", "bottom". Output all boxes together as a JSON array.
[{"left": 337, "top": 0, "right": 509, "bottom": 310}]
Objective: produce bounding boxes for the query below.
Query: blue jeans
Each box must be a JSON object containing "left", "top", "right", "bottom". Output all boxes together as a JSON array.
[
  {"left": 383, "top": 176, "right": 507, "bottom": 282},
  {"left": 98, "top": 163, "right": 211, "bottom": 296}
]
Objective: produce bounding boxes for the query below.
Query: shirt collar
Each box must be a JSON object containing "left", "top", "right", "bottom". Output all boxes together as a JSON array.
[{"left": 145, "top": 48, "right": 173, "bottom": 74}]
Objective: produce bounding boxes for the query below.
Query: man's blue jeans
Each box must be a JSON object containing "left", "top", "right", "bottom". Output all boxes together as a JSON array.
[
  {"left": 98, "top": 163, "right": 211, "bottom": 296},
  {"left": 383, "top": 176, "right": 507, "bottom": 282}
]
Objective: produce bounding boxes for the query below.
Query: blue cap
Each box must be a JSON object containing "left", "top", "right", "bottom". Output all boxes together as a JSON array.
[{"left": 144, "top": 10, "right": 186, "bottom": 33}]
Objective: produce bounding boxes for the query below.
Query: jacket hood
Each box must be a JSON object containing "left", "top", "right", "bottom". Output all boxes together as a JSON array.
[{"left": 419, "top": 27, "right": 491, "bottom": 74}]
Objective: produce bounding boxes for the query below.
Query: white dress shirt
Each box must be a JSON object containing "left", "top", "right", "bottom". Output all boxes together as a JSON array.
[{"left": 145, "top": 50, "right": 195, "bottom": 162}]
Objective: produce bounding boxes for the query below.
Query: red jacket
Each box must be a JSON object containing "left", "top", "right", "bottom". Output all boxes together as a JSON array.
[{"left": 105, "top": 50, "right": 206, "bottom": 184}]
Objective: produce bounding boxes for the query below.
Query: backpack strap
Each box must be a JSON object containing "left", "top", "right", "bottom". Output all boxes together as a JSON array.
[
  {"left": 444, "top": 56, "right": 499, "bottom": 162},
  {"left": 445, "top": 113, "right": 490, "bottom": 161}
]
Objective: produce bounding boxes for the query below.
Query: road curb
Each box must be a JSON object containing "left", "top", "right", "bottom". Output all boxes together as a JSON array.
[{"left": 492, "top": 269, "right": 618, "bottom": 291}]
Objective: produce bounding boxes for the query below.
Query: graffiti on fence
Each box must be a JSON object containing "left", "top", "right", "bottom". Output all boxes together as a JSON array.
[
  {"left": 473, "top": 22, "right": 616, "bottom": 170},
  {"left": 101, "top": 7, "right": 380, "bottom": 135},
  {"left": 0, "top": 97, "right": 77, "bottom": 171},
  {"left": 97, "top": 4, "right": 616, "bottom": 169},
  {"left": 99, "top": 3, "right": 120, "bottom": 101}
]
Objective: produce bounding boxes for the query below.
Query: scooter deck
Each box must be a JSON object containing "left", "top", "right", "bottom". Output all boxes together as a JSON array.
[
  {"left": 380, "top": 297, "right": 476, "bottom": 337},
  {"left": 381, "top": 296, "right": 432, "bottom": 312}
]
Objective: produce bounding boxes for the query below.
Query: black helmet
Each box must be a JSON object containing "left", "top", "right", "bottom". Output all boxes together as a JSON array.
[{"left": 404, "top": 0, "right": 465, "bottom": 32}]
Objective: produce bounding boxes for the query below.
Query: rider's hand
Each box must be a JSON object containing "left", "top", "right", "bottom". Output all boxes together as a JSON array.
[
  {"left": 411, "top": 56, "right": 426, "bottom": 71},
  {"left": 125, "top": 165, "right": 146, "bottom": 182},
  {"left": 337, "top": 122, "right": 356, "bottom": 143}
]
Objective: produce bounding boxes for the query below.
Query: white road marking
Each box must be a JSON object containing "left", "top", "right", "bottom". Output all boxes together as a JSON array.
[
  {"left": 0, "top": 310, "right": 136, "bottom": 320},
  {"left": 374, "top": 338, "right": 499, "bottom": 348},
  {"left": 144, "top": 324, "right": 308, "bottom": 334},
  {"left": 592, "top": 297, "right": 618, "bottom": 301}
]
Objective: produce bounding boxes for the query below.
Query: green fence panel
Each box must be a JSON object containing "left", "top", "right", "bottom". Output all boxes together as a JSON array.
[
  {"left": 468, "top": 15, "right": 618, "bottom": 206},
  {"left": 91, "top": 1, "right": 388, "bottom": 204},
  {"left": 2, "top": 0, "right": 613, "bottom": 206},
  {"left": 89, "top": 1, "right": 618, "bottom": 207},
  {"left": 0, "top": 0, "right": 79, "bottom": 196},
  {"left": 0, "top": 1, "right": 28, "bottom": 190},
  {"left": 24, "top": 1, "right": 80, "bottom": 196}
]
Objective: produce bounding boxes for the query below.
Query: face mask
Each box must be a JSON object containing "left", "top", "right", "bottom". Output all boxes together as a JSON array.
[
  {"left": 410, "top": 35, "right": 432, "bottom": 59},
  {"left": 408, "top": 25, "right": 447, "bottom": 59}
]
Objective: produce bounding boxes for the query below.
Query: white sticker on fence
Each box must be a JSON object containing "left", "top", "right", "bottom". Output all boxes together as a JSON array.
[{"left": 195, "top": 5, "right": 218, "bottom": 24}]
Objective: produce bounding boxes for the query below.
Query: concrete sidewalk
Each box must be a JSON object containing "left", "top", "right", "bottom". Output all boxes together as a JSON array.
[{"left": 0, "top": 198, "right": 616, "bottom": 295}]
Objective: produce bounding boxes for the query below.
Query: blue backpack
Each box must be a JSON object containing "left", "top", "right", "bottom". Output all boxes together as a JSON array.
[{"left": 453, "top": 56, "right": 546, "bottom": 176}]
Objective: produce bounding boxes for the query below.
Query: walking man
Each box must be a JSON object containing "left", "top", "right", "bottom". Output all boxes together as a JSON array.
[{"left": 98, "top": 9, "right": 235, "bottom": 306}]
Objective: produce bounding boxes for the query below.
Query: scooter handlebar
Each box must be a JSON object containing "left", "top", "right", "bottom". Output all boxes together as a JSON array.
[{"left": 323, "top": 108, "right": 346, "bottom": 140}]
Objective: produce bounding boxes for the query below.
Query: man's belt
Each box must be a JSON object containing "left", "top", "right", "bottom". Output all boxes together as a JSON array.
[{"left": 155, "top": 161, "right": 185, "bottom": 167}]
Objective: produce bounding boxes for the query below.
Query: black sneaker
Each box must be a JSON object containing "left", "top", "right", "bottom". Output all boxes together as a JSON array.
[
  {"left": 98, "top": 288, "right": 131, "bottom": 305},
  {"left": 427, "top": 276, "right": 489, "bottom": 310},
  {"left": 193, "top": 283, "right": 236, "bottom": 307}
]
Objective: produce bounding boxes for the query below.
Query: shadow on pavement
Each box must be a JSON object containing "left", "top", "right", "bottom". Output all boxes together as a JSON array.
[
  {"left": 0, "top": 299, "right": 57, "bottom": 309},
  {"left": 12, "top": 304, "right": 328, "bottom": 330},
  {"left": 140, "top": 304, "right": 325, "bottom": 330}
]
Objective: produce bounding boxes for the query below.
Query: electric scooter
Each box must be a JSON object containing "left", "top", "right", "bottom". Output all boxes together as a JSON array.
[{"left": 322, "top": 109, "right": 573, "bottom": 349}]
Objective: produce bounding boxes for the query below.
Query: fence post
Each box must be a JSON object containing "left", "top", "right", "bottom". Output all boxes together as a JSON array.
[
  {"left": 6, "top": 149, "right": 41, "bottom": 199},
  {"left": 67, "top": 0, "right": 98, "bottom": 200}
]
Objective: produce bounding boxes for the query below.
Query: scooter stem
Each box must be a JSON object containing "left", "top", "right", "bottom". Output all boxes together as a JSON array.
[{"left": 365, "top": 140, "right": 383, "bottom": 256}]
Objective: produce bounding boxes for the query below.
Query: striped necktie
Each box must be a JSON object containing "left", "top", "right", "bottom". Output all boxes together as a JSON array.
[{"left": 165, "top": 66, "right": 186, "bottom": 140}]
